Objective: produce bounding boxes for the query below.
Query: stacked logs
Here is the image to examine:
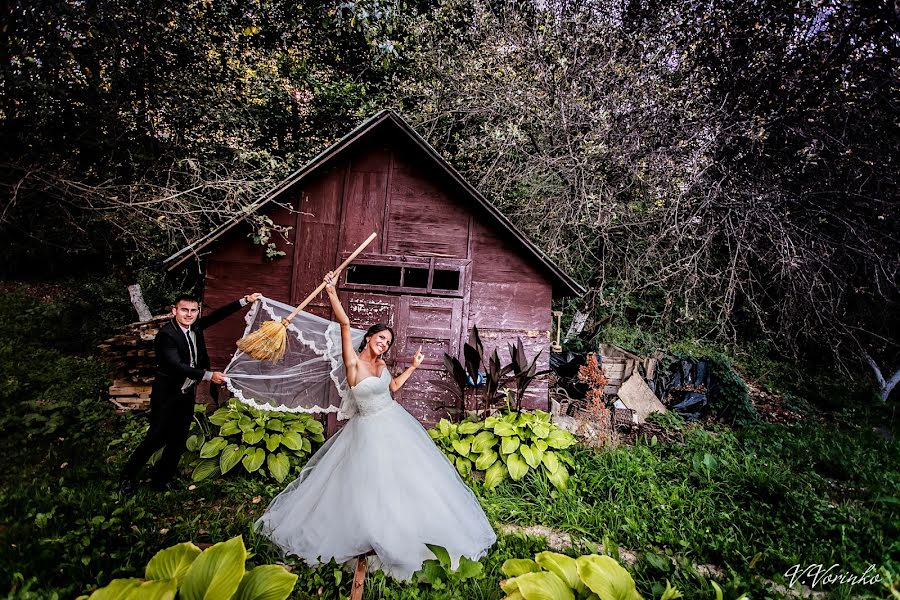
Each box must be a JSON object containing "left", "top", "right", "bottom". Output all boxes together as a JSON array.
[{"left": 98, "top": 314, "right": 170, "bottom": 412}]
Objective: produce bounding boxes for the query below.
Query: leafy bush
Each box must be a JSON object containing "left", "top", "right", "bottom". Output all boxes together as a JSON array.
[
  {"left": 184, "top": 399, "right": 325, "bottom": 483},
  {"left": 499, "top": 550, "right": 747, "bottom": 600},
  {"left": 428, "top": 409, "right": 576, "bottom": 491},
  {"left": 79, "top": 536, "right": 297, "bottom": 600},
  {"left": 415, "top": 543, "right": 484, "bottom": 590},
  {"left": 436, "top": 326, "right": 546, "bottom": 418}
]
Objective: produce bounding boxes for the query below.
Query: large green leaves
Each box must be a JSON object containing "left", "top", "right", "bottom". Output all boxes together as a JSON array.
[
  {"left": 510, "top": 571, "right": 575, "bottom": 600},
  {"left": 501, "top": 559, "right": 541, "bottom": 577},
  {"left": 575, "top": 555, "right": 643, "bottom": 600},
  {"left": 233, "top": 565, "right": 299, "bottom": 600},
  {"left": 267, "top": 451, "right": 290, "bottom": 483},
  {"left": 507, "top": 453, "right": 529, "bottom": 480},
  {"left": 199, "top": 437, "right": 228, "bottom": 459},
  {"left": 145, "top": 542, "right": 201, "bottom": 585},
  {"left": 219, "top": 444, "right": 244, "bottom": 475},
  {"left": 484, "top": 460, "right": 508, "bottom": 490},
  {"left": 180, "top": 536, "right": 246, "bottom": 600},
  {"left": 242, "top": 447, "right": 266, "bottom": 473},
  {"left": 535, "top": 552, "right": 580, "bottom": 590}
]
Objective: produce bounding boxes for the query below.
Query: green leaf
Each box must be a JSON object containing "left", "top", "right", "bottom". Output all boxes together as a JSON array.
[
  {"left": 199, "top": 437, "right": 228, "bottom": 459},
  {"left": 88, "top": 579, "right": 142, "bottom": 600},
  {"left": 192, "top": 458, "right": 220, "bottom": 482},
  {"left": 507, "top": 453, "right": 530, "bottom": 480},
  {"left": 454, "top": 556, "right": 483, "bottom": 581},
  {"left": 242, "top": 427, "right": 265, "bottom": 445},
  {"left": 219, "top": 420, "right": 241, "bottom": 437},
  {"left": 305, "top": 420, "right": 324, "bottom": 435},
  {"left": 265, "top": 433, "right": 283, "bottom": 452},
  {"left": 512, "top": 571, "right": 575, "bottom": 600},
  {"left": 146, "top": 541, "right": 202, "bottom": 584},
  {"left": 438, "top": 418, "right": 451, "bottom": 437},
  {"left": 474, "top": 450, "right": 499, "bottom": 470},
  {"left": 416, "top": 560, "right": 445, "bottom": 585},
  {"left": 426, "top": 544, "right": 452, "bottom": 570},
  {"left": 242, "top": 447, "right": 265, "bottom": 473},
  {"left": 451, "top": 438, "right": 471, "bottom": 457},
  {"left": 471, "top": 431, "right": 497, "bottom": 453},
  {"left": 180, "top": 536, "right": 247, "bottom": 600},
  {"left": 458, "top": 420, "right": 483, "bottom": 435},
  {"left": 233, "top": 565, "right": 298, "bottom": 600},
  {"left": 546, "top": 429, "right": 575, "bottom": 449},
  {"left": 711, "top": 581, "right": 724, "bottom": 600},
  {"left": 238, "top": 416, "right": 254, "bottom": 432},
  {"left": 456, "top": 456, "right": 472, "bottom": 477},
  {"left": 493, "top": 421, "right": 517, "bottom": 436},
  {"left": 535, "top": 439, "right": 549, "bottom": 452},
  {"left": 288, "top": 421, "right": 306, "bottom": 434},
  {"left": 484, "top": 460, "right": 508, "bottom": 490},
  {"left": 530, "top": 422, "right": 551, "bottom": 439},
  {"left": 575, "top": 555, "right": 642, "bottom": 600},
  {"left": 501, "top": 559, "right": 541, "bottom": 577},
  {"left": 301, "top": 437, "right": 312, "bottom": 453},
  {"left": 208, "top": 409, "right": 232, "bottom": 426},
  {"left": 279, "top": 431, "right": 303, "bottom": 451},
  {"left": 266, "top": 419, "right": 284, "bottom": 432},
  {"left": 500, "top": 435, "right": 520, "bottom": 454},
  {"left": 267, "top": 452, "right": 290, "bottom": 483},
  {"left": 541, "top": 451, "right": 560, "bottom": 474},
  {"left": 535, "top": 552, "right": 580, "bottom": 590},
  {"left": 126, "top": 579, "right": 178, "bottom": 600},
  {"left": 185, "top": 434, "right": 203, "bottom": 452},
  {"left": 546, "top": 463, "right": 569, "bottom": 490},
  {"left": 520, "top": 445, "right": 540, "bottom": 468},
  {"left": 219, "top": 444, "right": 244, "bottom": 475},
  {"left": 659, "top": 580, "right": 683, "bottom": 600}
]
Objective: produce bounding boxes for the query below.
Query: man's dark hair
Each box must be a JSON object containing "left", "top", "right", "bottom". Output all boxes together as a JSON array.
[{"left": 173, "top": 294, "right": 201, "bottom": 306}]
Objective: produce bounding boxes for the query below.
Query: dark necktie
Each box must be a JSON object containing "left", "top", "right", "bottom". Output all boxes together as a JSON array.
[{"left": 185, "top": 330, "right": 197, "bottom": 368}]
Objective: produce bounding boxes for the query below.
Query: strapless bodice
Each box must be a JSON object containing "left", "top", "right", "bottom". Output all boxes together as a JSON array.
[{"left": 350, "top": 369, "right": 395, "bottom": 416}]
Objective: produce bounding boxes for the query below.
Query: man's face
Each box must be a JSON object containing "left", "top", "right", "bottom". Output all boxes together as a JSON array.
[{"left": 173, "top": 300, "right": 200, "bottom": 328}]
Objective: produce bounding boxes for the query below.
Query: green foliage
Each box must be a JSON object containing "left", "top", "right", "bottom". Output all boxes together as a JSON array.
[
  {"left": 428, "top": 409, "right": 576, "bottom": 491},
  {"left": 643, "top": 412, "right": 685, "bottom": 433},
  {"left": 184, "top": 399, "right": 324, "bottom": 483},
  {"left": 415, "top": 543, "right": 485, "bottom": 591},
  {"left": 78, "top": 536, "right": 297, "bottom": 600}
]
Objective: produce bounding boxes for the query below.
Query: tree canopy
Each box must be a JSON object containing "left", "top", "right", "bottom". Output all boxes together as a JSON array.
[{"left": 2, "top": 0, "right": 897, "bottom": 373}]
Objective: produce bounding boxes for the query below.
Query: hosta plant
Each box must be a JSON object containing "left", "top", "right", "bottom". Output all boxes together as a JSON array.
[
  {"left": 499, "top": 551, "right": 748, "bottom": 600},
  {"left": 428, "top": 408, "right": 576, "bottom": 490},
  {"left": 185, "top": 399, "right": 324, "bottom": 483},
  {"left": 82, "top": 535, "right": 297, "bottom": 600}
]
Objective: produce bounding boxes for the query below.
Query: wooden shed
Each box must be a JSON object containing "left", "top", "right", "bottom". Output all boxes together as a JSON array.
[{"left": 164, "top": 110, "right": 584, "bottom": 429}]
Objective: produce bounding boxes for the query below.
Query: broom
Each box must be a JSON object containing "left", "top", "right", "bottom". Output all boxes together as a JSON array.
[{"left": 236, "top": 232, "right": 378, "bottom": 362}]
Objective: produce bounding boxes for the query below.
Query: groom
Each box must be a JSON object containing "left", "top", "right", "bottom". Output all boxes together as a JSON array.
[{"left": 120, "top": 292, "right": 261, "bottom": 493}]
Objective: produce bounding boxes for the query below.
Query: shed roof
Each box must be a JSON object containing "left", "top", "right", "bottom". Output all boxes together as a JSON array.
[{"left": 164, "top": 109, "right": 586, "bottom": 297}]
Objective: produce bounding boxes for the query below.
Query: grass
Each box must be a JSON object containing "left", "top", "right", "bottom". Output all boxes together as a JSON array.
[{"left": 1, "top": 290, "right": 898, "bottom": 599}]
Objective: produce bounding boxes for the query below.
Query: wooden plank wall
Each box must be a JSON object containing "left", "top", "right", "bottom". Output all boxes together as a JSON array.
[{"left": 201, "top": 135, "right": 554, "bottom": 423}]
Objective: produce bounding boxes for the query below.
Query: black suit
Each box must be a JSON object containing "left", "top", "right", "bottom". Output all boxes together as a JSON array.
[{"left": 121, "top": 299, "right": 244, "bottom": 486}]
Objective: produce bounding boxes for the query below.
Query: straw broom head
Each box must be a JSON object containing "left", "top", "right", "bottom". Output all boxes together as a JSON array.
[{"left": 236, "top": 319, "right": 288, "bottom": 362}]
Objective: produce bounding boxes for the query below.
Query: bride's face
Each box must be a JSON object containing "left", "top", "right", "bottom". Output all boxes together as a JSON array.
[{"left": 367, "top": 331, "right": 393, "bottom": 357}]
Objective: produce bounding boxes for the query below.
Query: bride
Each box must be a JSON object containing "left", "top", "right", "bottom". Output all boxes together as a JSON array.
[{"left": 254, "top": 271, "right": 496, "bottom": 581}]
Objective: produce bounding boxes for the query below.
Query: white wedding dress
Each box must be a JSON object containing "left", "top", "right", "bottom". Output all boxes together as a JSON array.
[{"left": 255, "top": 369, "right": 497, "bottom": 581}]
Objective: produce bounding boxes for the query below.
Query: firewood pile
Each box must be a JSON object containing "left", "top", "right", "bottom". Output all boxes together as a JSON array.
[{"left": 98, "top": 314, "right": 170, "bottom": 412}]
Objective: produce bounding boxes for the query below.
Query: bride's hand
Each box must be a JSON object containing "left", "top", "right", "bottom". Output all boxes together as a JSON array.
[
  {"left": 323, "top": 271, "right": 338, "bottom": 295},
  {"left": 412, "top": 346, "right": 424, "bottom": 368}
]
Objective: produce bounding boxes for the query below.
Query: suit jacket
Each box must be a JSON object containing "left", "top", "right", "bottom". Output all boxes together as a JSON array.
[{"left": 151, "top": 299, "right": 244, "bottom": 399}]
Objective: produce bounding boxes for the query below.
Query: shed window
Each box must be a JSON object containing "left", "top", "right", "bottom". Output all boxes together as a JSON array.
[
  {"left": 346, "top": 264, "right": 401, "bottom": 287},
  {"left": 339, "top": 255, "right": 468, "bottom": 297},
  {"left": 432, "top": 269, "right": 460, "bottom": 291}
]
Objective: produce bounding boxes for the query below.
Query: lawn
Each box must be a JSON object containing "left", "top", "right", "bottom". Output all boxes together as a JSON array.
[{"left": 0, "top": 291, "right": 897, "bottom": 599}]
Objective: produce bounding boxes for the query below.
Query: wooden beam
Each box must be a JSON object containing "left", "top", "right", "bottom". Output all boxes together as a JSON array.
[{"left": 350, "top": 555, "right": 367, "bottom": 600}]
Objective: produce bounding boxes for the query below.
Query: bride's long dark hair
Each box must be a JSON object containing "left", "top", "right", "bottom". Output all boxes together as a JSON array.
[{"left": 358, "top": 323, "right": 395, "bottom": 355}]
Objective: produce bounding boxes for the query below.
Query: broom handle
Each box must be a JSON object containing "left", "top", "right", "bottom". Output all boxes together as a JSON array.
[{"left": 284, "top": 232, "right": 378, "bottom": 323}]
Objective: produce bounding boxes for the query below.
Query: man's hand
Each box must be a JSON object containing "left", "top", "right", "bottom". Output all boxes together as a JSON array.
[
  {"left": 245, "top": 293, "right": 262, "bottom": 304},
  {"left": 210, "top": 371, "right": 227, "bottom": 384},
  {"left": 323, "top": 271, "right": 338, "bottom": 296}
]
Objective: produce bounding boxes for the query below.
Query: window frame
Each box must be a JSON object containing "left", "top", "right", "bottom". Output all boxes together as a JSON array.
[{"left": 338, "top": 253, "right": 469, "bottom": 298}]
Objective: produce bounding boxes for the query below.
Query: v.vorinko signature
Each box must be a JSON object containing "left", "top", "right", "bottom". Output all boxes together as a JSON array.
[{"left": 785, "top": 563, "right": 881, "bottom": 589}]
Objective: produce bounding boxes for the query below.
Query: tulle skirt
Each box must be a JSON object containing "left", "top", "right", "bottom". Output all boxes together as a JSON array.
[{"left": 255, "top": 402, "right": 496, "bottom": 581}]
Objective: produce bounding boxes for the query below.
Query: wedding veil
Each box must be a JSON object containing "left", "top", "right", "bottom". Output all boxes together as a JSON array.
[{"left": 224, "top": 296, "right": 365, "bottom": 419}]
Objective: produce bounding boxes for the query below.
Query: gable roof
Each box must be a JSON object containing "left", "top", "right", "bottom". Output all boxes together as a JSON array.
[{"left": 164, "top": 109, "right": 586, "bottom": 297}]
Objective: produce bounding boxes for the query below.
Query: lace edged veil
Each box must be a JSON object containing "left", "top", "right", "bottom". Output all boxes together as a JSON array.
[{"left": 223, "top": 296, "right": 365, "bottom": 420}]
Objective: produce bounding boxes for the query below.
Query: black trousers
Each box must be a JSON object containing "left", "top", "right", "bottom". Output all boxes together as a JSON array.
[{"left": 121, "top": 387, "right": 195, "bottom": 484}]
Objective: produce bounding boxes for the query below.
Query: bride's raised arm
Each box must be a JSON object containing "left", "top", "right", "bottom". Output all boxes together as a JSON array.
[{"left": 324, "top": 271, "right": 358, "bottom": 385}]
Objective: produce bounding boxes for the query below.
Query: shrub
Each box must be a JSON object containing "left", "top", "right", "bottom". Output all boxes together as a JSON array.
[
  {"left": 79, "top": 535, "right": 297, "bottom": 600},
  {"left": 184, "top": 399, "right": 325, "bottom": 483},
  {"left": 428, "top": 408, "right": 576, "bottom": 491},
  {"left": 499, "top": 550, "right": 748, "bottom": 600}
]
